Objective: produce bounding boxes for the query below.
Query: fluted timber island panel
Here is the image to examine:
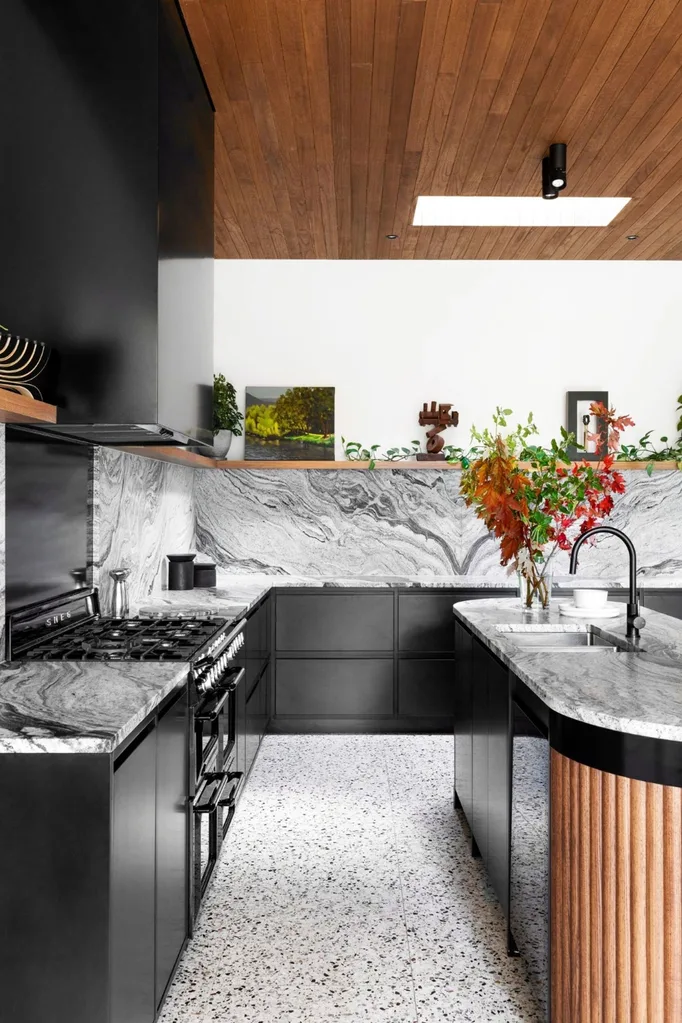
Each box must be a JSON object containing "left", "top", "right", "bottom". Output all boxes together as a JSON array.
[{"left": 550, "top": 750, "right": 682, "bottom": 1022}]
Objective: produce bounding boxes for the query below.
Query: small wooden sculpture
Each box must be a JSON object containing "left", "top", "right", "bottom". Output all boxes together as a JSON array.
[{"left": 417, "top": 402, "right": 459, "bottom": 460}]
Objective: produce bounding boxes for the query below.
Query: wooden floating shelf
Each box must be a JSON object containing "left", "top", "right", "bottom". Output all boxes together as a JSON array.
[
  {"left": 0, "top": 389, "right": 57, "bottom": 425},
  {"left": 114, "top": 449, "right": 682, "bottom": 472},
  {"left": 118, "top": 445, "right": 220, "bottom": 469}
]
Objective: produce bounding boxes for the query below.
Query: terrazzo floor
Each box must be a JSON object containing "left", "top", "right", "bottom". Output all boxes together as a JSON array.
[{"left": 158, "top": 735, "right": 541, "bottom": 1023}]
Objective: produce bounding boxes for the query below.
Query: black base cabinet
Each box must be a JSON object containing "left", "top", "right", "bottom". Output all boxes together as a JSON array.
[
  {"left": 271, "top": 588, "right": 514, "bottom": 733},
  {"left": 454, "top": 626, "right": 511, "bottom": 918},
  {"left": 0, "top": 685, "right": 190, "bottom": 1023}
]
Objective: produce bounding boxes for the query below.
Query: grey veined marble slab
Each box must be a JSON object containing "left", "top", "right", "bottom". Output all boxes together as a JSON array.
[
  {"left": 196, "top": 466, "right": 682, "bottom": 581},
  {"left": 453, "top": 597, "right": 682, "bottom": 742},
  {"left": 0, "top": 660, "right": 188, "bottom": 753}
]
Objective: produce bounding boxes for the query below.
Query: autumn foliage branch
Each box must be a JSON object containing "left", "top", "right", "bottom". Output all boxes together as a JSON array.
[{"left": 460, "top": 403, "right": 634, "bottom": 588}]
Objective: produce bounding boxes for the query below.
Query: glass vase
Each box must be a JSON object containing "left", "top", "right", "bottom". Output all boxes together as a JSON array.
[{"left": 518, "top": 560, "right": 553, "bottom": 611}]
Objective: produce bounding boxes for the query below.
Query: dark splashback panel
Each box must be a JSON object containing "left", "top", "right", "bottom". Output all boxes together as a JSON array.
[{"left": 5, "top": 429, "right": 91, "bottom": 611}]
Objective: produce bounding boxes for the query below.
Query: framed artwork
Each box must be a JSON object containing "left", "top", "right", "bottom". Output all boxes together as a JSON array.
[
  {"left": 244, "top": 386, "right": 335, "bottom": 461},
  {"left": 566, "top": 390, "right": 608, "bottom": 461}
]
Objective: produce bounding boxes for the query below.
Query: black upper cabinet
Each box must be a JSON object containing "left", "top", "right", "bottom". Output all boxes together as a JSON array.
[{"left": 0, "top": 0, "right": 214, "bottom": 445}]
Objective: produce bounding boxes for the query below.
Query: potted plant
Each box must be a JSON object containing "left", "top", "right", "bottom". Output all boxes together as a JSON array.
[
  {"left": 213, "top": 374, "right": 243, "bottom": 458},
  {"left": 460, "top": 402, "right": 633, "bottom": 609}
]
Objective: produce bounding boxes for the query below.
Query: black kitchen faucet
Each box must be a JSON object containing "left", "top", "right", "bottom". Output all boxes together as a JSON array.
[{"left": 569, "top": 526, "right": 646, "bottom": 640}]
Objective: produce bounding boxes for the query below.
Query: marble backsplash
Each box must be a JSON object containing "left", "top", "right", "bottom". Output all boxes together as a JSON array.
[
  {"left": 91, "top": 447, "right": 196, "bottom": 612},
  {"left": 195, "top": 467, "right": 682, "bottom": 581}
]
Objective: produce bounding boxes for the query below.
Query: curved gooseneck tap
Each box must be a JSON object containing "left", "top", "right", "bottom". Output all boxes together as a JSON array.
[{"left": 569, "top": 526, "right": 645, "bottom": 639}]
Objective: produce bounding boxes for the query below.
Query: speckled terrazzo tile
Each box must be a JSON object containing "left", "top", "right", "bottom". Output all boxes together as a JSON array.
[{"left": 158, "top": 735, "right": 547, "bottom": 1023}]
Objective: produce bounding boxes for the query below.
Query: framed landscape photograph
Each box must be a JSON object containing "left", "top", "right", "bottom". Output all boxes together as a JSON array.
[
  {"left": 244, "top": 386, "right": 335, "bottom": 461},
  {"left": 566, "top": 390, "right": 608, "bottom": 461}
]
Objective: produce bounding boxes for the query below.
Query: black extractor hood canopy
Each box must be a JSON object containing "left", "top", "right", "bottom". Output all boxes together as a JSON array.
[{"left": 0, "top": 0, "right": 215, "bottom": 450}]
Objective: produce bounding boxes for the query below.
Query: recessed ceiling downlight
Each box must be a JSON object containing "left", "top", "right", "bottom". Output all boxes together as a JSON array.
[{"left": 412, "top": 196, "right": 631, "bottom": 228}]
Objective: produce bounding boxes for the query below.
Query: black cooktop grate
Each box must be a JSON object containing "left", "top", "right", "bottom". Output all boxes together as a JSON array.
[{"left": 18, "top": 615, "right": 228, "bottom": 661}]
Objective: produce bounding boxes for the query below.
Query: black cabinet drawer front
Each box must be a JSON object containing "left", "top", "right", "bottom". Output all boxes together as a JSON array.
[
  {"left": 398, "top": 659, "right": 455, "bottom": 717},
  {"left": 399, "top": 591, "right": 515, "bottom": 652},
  {"left": 276, "top": 594, "right": 393, "bottom": 651},
  {"left": 275, "top": 659, "right": 393, "bottom": 716}
]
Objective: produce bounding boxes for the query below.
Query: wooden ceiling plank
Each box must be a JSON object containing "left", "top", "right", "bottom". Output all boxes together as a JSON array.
[
  {"left": 214, "top": 121, "right": 269, "bottom": 256},
  {"left": 413, "top": 0, "right": 478, "bottom": 197},
  {"left": 429, "top": 2, "right": 501, "bottom": 196},
  {"left": 180, "top": 1, "right": 232, "bottom": 109},
  {"left": 463, "top": 0, "right": 552, "bottom": 193},
  {"left": 476, "top": 0, "right": 582, "bottom": 195},
  {"left": 214, "top": 216, "right": 243, "bottom": 258},
  {"left": 376, "top": 1, "right": 426, "bottom": 256},
  {"left": 253, "top": 0, "right": 316, "bottom": 257},
  {"left": 214, "top": 156, "right": 254, "bottom": 257},
  {"left": 498, "top": 0, "right": 606, "bottom": 195},
  {"left": 275, "top": 0, "right": 329, "bottom": 258},
  {"left": 569, "top": 0, "right": 682, "bottom": 188},
  {"left": 587, "top": 82, "right": 682, "bottom": 201},
  {"left": 326, "top": 0, "right": 353, "bottom": 257},
  {"left": 405, "top": 0, "right": 454, "bottom": 153},
  {"left": 425, "top": 226, "right": 449, "bottom": 259},
  {"left": 200, "top": 0, "right": 249, "bottom": 102},
  {"left": 449, "top": 0, "right": 529, "bottom": 194},
  {"left": 240, "top": 61, "right": 302, "bottom": 257},
  {"left": 301, "top": 0, "right": 341, "bottom": 258},
  {"left": 549, "top": 0, "right": 658, "bottom": 157},
  {"left": 508, "top": 0, "right": 648, "bottom": 198},
  {"left": 365, "top": 0, "right": 402, "bottom": 257},
  {"left": 350, "top": 0, "right": 376, "bottom": 258}
]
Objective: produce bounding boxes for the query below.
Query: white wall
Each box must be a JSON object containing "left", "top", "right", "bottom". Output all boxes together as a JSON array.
[{"left": 214, "top": 260, "right": 682, "bottom": 460}]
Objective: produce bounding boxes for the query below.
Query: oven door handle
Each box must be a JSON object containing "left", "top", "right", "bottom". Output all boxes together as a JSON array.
[
  {"left": 195, "top": 687, "right": 231, "bottom": 723},
  {"left": 218, "top": 771, "right": 244, "bottom": 809},
  {"left": 218, "top": 666, "right": 245, "bottom": 694},
  {"left": 193, "top": 771, "right": 231, "bottom": 814}
]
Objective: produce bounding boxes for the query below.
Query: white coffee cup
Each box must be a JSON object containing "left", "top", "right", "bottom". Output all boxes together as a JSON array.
[{"left": 572, "top": 588, "right": 609, "bottom": 609}]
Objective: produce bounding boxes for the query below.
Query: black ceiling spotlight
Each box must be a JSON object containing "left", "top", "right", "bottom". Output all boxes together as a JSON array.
[
  {"left": 542, "top": 157, "right": 558, "bottom": 199},
  {"left": 541, "top": 142, "right": 567, "bottom": 199}
]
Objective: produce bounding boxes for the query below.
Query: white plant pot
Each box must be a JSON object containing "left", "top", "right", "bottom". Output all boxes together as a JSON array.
[{"left": 213, "top": 430, "right": 233, "bottom": 458}]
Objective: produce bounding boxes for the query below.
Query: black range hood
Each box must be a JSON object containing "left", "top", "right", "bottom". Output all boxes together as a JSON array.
[{"left": 0, "top": 0, "right": 215, "bottom": 450}]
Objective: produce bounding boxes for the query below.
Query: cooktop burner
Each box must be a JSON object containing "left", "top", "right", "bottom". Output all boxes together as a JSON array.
[{"left": 19, "top": 615, "right": 228, "bottom": 661}]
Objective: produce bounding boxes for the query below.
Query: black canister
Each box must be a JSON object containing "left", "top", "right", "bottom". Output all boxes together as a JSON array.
[
  {"left": 167, "top": 553, "right": 196, "bottom": 590},
  {"left": 194, "top": 562, "right": 217, "bottom": 588}
]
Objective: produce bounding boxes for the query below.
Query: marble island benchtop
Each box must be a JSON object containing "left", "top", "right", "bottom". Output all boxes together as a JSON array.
[
  {"left": 453, "top": 597, "right": 682, "bottom": 743},
  {"left": 3, "top": 573, "right": 682, "bottom": 755}
]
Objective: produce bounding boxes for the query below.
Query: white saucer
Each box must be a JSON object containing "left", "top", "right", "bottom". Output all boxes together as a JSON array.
[{"left": 559, "top": 602, "right": 624, "bottom": 619}]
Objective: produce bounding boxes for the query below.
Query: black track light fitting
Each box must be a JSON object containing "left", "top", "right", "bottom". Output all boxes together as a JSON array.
[
  {"left": 542, "top": 157, "right": 558, "bottom": 199},
  {"left": 548, "top": 142, "right": 567, "bottom": 190}
]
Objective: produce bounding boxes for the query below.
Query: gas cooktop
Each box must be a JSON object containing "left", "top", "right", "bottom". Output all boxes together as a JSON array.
[{"left": 18, "top": 615, "right": 229, "bottom": 661}]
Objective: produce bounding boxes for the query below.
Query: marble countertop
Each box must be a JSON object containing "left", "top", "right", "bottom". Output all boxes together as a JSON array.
[
  {"left": 0, "top": 660, "right": 188, "bottom": 754},
  {"left": 139, "top": 571, "right": 682, "bottom": 620},
  {"left": 452, "top": 597, "right": 682, "bottom": 742},
  {"left": 6, "top": 572, "right": 682, "bottom": 756}
]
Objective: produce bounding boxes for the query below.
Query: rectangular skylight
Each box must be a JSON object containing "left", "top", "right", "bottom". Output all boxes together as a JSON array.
[{"left": 413, "top": 195, "right": 631, "bottom": 228}]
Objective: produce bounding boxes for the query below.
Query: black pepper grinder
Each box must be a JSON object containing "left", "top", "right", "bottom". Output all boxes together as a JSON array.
[{"left": 167, "top": 554, "right": 196, "bottom": 590}]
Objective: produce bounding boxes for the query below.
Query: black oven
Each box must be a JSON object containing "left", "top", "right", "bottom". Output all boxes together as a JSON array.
[{"left": 191, "top": 619, "right": 246, "bottom": 921}]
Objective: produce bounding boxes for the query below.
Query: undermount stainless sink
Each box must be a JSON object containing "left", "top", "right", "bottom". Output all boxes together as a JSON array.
[{"left": 494, "top": 624, "right": 638, "bottom": 653}]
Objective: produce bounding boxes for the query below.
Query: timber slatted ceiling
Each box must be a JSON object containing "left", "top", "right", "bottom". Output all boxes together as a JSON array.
[{"left": 180, "top": 0, "right": 682, "bottom": 259}]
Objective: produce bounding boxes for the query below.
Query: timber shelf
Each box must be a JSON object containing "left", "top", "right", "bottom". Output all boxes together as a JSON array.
[
  {"left": 0, "top": 389, "right": 58, "bottom": 425},
  {"left": 112, "top": 450, "right": 682, "bottom": 472}
]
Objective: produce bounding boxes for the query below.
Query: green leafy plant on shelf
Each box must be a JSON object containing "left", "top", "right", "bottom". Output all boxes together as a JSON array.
[
  {"left": 342, "top": 438, "right": 422, "bottom": 470},
  {"left": 213, "top": 374, "right": 244, "bottom": 437},
  {"left": 615, "top": 393, "right": 682, "bottom": 475},
  {"left": 341, "top": 437, "right": 483, "bottom": 470}
]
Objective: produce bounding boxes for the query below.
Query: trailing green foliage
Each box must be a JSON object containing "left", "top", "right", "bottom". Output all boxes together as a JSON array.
[{"left": 213, "top": 374, "right": 244, "bottom": 437}]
